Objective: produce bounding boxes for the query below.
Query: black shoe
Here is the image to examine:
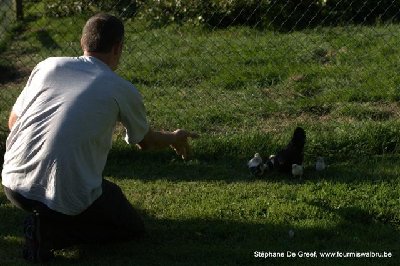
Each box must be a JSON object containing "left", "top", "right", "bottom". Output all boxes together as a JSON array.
[{"left": 22, "top": 211, "right": 54, "bottom": 263}]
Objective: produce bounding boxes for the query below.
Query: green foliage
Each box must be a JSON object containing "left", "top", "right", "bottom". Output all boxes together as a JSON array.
[
  {"left": 42, "top": 0, "right": 139, "bottom": 18},
  {"left": 137, "top": 0, "right": 400, "bottom": 29},
  {"left": 39, "top": 0, "right": 400, "bottom": 30},
  {"left": 114, "top": 0, "right": 326, "bottom": 30},
  {"left": 325, "top": 0, "right": 400, "bottom": 25}
]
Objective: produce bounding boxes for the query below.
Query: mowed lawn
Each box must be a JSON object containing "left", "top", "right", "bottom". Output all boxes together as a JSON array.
[
  {"left": 1, "top": 153, "right": 399, "bottom": 265},
  {"left": 0, "top": 4, "right": 400, "bottom": 265}
]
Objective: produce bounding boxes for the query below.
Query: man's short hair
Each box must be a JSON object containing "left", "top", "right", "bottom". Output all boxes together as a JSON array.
[{"left": 81, "top": 13, "right": 124, "bottom": 53}]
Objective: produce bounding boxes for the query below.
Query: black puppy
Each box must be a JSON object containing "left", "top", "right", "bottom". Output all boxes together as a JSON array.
[{"left": 270, "top": 127, "right": 306, "bottom": 173}]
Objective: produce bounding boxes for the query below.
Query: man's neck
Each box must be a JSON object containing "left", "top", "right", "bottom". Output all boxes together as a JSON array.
[{"left": 83, "top": 51, "right": 114, "bottom": 70}]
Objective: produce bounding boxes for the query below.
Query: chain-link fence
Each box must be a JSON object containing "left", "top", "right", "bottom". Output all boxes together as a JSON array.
[
  {"left": 2, "top": 0, "right": 400, "bottom": 162},
  {"left": 0, "top": 0, "right": 16, "bottom": 162}
]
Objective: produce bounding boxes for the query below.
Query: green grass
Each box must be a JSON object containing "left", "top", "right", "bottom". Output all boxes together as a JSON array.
[
  {"left": 1, "top": 154, "right": 400, "bottom": 265},
  {"left": 1, "top": 4, "right": 400, "bottom": 265}
]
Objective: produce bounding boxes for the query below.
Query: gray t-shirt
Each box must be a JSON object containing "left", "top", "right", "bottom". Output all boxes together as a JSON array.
[{"left": 2, "top": 56, "right": 149, "bottom": 215}]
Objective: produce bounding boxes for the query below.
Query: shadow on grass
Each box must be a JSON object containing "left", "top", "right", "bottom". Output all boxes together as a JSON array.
[
  {"left": 76, "top": 217, "right": 399, "bottom": 266},
  {"left": 1, "top": 190, "right": 398, "bottom": 266},
  {"left": 0, "top": 59, "right": 31, "bottom": 86},
  {"left": 0, "top": 195, "right": 25, "bottom": 265},
  {"left": 35, "top": 29, "right": 61, "bottom": 50},
  {"left": 1, "top": 211, "right": 398, "bottom": 265},
  {"left": 104, "top": 148, "right": 251, "bottom": 182},
  {"left": 308, "top": 200, "right": 400, "bottom": 229},
  {"left": 105, "top": 147, "right": 400, "bottom": 184},
  {"left": 0, "top": 64, "right": 22, "bottom": 85}
]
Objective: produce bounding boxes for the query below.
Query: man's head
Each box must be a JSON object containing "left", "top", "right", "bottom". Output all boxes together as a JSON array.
[{"left": 81, "top": 13, "right": 124, "bottom": 70}]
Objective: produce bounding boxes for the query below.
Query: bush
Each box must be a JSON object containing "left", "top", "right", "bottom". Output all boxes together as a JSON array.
[
  {"left": 325, "top": 0, "right": 400, "bottom": 25},
  {"left": 42, "top": 0, "right": 400, "bottom": 30},
  {"left": 136, "top": 0, "right": 206, "bottom": 26},
  {"left": 264, "top": 0, "right": 325, "bottom": 30},
  {"left": 135, "top": 0, "right": 325, "bottom": 30},
  {"left": 43, "top": 0, "right": 139, "bottom": 18}
]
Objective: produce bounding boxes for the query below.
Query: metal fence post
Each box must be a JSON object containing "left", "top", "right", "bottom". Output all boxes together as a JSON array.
[{"left": 14, "top": 0, "right": 23, "bottom": 20}]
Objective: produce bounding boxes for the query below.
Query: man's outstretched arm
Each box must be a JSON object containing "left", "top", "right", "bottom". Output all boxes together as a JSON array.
[
  {"left": 137, "top": 128, "right": 199, "bottom": 160},
  {"left": 8, "top": 111, "right": 18, "bottom": 130}
]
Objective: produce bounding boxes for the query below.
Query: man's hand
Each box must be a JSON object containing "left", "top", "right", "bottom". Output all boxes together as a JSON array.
[
  {"left": 170, "top": 129, "right": 199, "bottom": 160},
  {"left": 137, "top": 128, "right": 199, "bottom": 159}
]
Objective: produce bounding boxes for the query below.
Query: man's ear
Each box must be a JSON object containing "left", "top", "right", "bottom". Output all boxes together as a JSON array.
[
  {"left": 112, "top": 41, "right": 123, "bottom": 55},
  {"left": 80, "top": 37, "right": 85, "bottom": 52}
]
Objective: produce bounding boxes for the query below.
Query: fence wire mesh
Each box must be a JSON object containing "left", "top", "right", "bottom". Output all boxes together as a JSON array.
[{"left": 2, "top": 0, "right": 400, "bottom": 162}]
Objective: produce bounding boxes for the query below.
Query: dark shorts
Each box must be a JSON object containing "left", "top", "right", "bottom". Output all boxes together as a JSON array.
[{"left": 4, "top": 179, "right": 145, "bottom": 249}]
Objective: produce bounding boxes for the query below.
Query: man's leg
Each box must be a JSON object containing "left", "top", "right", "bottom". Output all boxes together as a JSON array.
[
  {"left": 4, "top": 179, "right": 145, "bottom": 252},
  {"left": 52, "top": 179, "right": 146, "bottom": 248},
  {"left": 4, "top": 186, "right": 56, "bottom": 262}
]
